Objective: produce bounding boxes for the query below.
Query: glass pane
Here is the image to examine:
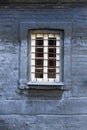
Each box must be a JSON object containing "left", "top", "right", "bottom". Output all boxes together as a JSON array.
[
  {"left": 48, "top": 59, "right": 56, "bottom": 67},
  {"left": 48, "top": 69, "right": 56, "bottom": 78},
  {"left": 36, "top": 48, "right": 43, "bottom": 57},
  {"left": 36, "top": 38, "right": 43, "bottom": 46},
  {"left": 36, "top": 52, "right": 43, "bottom": 57},
  {"left": 48, "top": 48, "right": 56, "bottom": 57},
  {"left": 35, "top": 69, "right": 43, "bottom": 78},
  {"left": 35, "top": 59, "right": 43, "bottom": 67},
  {"left": 48, "top": 38, "right": 56, "bottom": 46}
]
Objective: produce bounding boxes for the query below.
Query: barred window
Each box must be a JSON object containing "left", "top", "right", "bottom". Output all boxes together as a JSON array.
[{"left": 31, "top": 33, "right": 62, "bottom": 83}]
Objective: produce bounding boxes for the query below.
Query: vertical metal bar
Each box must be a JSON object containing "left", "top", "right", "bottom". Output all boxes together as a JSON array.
[
  {"left": 31, "top": 34, "right": 36, "bottom": 81},
  {"left": 43, "top": 34, "right": 48, "bottom": 82},
  {"left": 56, "top": 35, "right": 61, "bottom": 82}
]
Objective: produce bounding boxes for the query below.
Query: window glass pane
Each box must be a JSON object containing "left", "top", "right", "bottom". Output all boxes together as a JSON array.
[
  {"left": 36, "top": 48, "right": 43, "bottom": 57},
  {"left": 35, "top": 69, "right": 43, "bottom": 78},
  {"left": 36, "top": 38, "right": 43, "bottom": 46},
  {"left": 48, "top": 59, "right": 56, "bottom": 67},
  {"left": 48, "top": 38, "right": 56, "bottom": 46},
  {"left": 48, "top": 69, "right": 56, "bottom": 78},
  {"left": 48, "top": 48, "right": 56, "bottom": 57},
  {"left": 35, "top": 59, "right": 43, "bottom": 67}
]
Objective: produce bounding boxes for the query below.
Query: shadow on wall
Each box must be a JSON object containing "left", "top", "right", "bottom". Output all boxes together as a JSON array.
[
  {"left": 18, "top": 89, "right": 64, "bottom": 100},
  {"left": 0, "top": 1, "right": 8, "bottom": 4},
  {"left": 0, "top": 0, "right": 58, "bottom": 4},
  {"left": 0, "top": 120, "right": 11, "bottom": 130}
]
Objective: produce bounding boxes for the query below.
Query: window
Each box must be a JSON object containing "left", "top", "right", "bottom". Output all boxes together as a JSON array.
[
  {"left": 30, "top": 32, "right": 63, "bottom": 84},
  {"left": 19, "top": 23, "right": 71, "bottom": 90}
]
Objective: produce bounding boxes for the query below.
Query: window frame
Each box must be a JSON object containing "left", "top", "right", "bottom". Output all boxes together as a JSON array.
[{"left": 27, "top": 30, "right": 64, "bottom": 87}]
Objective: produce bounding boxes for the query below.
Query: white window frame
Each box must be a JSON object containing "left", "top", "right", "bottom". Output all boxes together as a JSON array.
[{"left": 29, "top": 31, "right": 63, "bottom": 85}]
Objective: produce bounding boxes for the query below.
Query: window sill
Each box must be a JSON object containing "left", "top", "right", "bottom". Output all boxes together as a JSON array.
[{"left": 26, "top": 81, "right": 64, "bottom": 90}]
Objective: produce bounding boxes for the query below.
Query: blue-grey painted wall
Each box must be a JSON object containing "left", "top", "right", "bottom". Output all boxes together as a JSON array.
[{"left": 0, "top": 4, "right": 87, "bottom": 130}]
